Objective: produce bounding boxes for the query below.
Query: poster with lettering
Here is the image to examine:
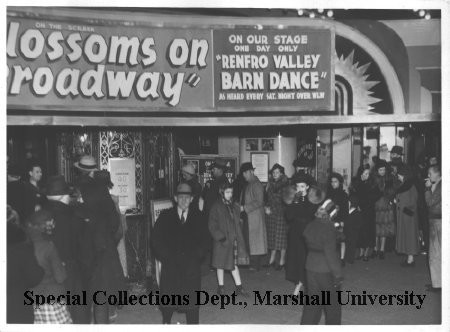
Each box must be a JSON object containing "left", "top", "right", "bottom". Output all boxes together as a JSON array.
[
  {"left": 109, "top": 158, "right": 137, "bottom": 209},
  {"left": 7, "top": 13, "right": 213, "bottom": 110},
  {"left": 180, "top": 155, "right": 237, "bottom": 187},
  {"left": 213, "top": 28, "right": 334, "bottom": 110}
]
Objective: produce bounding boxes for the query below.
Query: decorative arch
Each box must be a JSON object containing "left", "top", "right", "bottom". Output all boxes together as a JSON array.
[{"left": 332, "top": 21, "right": 405, "bottom": 114}]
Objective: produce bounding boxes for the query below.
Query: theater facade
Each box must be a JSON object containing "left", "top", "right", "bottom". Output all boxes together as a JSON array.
[{"left": 7, "top": 7, "right": 441, "bottom": 280}]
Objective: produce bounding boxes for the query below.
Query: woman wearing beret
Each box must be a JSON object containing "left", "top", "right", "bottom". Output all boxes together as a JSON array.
[
  {"left": 284, "top": 173, "right": 317, "bottom": 296},
  {"left": 395, "top": 166, "right": 420, "bottom": 266},
  {"left": 209, "top": 181, "right": 249, "bottom": 296},
  {"left": 301, "top": 192, "right": 343, "bottom": 325},
  {"left": 265, "top": 163, "right": 289, "bottom": 270}
]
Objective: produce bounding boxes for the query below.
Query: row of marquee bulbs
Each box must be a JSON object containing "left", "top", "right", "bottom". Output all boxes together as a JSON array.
[
  {"left": 297, "top": 9, "right": 433, "bottom": 20},
  {"left": 297, "top": 9, "right": 334, "bottom": 19}
]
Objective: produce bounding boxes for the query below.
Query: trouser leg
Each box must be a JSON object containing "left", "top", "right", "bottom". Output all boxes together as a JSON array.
[
  {"left": 301, "top": 271, "right": 323, "bottom": 325},
  {"left": 429, "top": 219, "right": 442, "bottom": 288},
  {"left": 323, "top": 274, "right": 341, "bottom": 325},
  {"left": 161, "top": 307, "right": 174, "bottom": 324},
  {"left": 185, "top": 306, "right": 200, "bottom": 324}
]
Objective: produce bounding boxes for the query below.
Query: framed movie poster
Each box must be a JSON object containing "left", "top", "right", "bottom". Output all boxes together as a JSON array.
[
  {"left": 245, "top": 138, "right": 259, "bottom": 151},
  {"left": 250, "top": 152, "right": 269, "bottom": 183},
  {"left": 261, "top": 138, "right": 274, "bottom": 151},
  {"left": 180, "top": 155, "right": 237, "bottom": 186}
]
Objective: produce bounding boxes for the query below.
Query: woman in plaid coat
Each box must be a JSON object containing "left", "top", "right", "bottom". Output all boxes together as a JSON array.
[{"left": 265, "top": 164, "right": 289, "bottom": 269}]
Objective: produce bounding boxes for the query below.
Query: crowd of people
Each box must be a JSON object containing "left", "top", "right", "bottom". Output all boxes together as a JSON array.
[
  {"left": 7, "top": 156, "right": 127, "bottom": 324},
  {"left": 7, "top": 145, "right": 441, "bottom": 325}
]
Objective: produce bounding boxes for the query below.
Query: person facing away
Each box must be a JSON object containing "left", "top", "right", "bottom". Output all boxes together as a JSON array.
[
  {"left": 26, "top": 209, "right": 73, "bottom": 324},
  {"left": 302, "top": 194, "right": 343, "bottom": 325},
  {"left": 151, "top": 182, "right": 209, "bottom": 324}
]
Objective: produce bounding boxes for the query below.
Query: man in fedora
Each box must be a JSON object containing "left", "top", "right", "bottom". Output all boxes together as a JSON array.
[
  {"left": 202, "top": 159, "right": 229, "bottom": 217},
  {"left": 181, "top": 164, "right": 203, "bottom": 211},
  {"left": 42, "top": 175, "right": 91, "bottom": 323},
  {"left": 240, "top": 162, "right": 267, "bottom": 271},
  {"left": 151, "top": 182, "right": 209, "bottom": 324},
  {"left": 74, "top": 155, "right": 98, "bottom": 190}
]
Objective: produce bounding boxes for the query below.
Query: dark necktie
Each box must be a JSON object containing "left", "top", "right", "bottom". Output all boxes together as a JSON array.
[{"left": 181, "top": 211, "right": 186, "bottom": 224}]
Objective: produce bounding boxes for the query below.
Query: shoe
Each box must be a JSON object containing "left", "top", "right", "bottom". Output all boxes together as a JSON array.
[
  {"left": 235, "top": 285, "right": 249, "bottom": 297},
  {"left": 401, "top": 260, "right": 415, "bottom": 267},
  {"left": 362, "top": 256, "right": 369, "bottom": 262},
  {"left": 341, "top": 259, "right": 346, "bottom": 267},
  {"left": 370, "top": 251, "right": 378, "bottom": 259},
  {"left": 217, "top": 285, "right": 225, "bottom": 295},
  {"left": 379, "top": 251, "right": 385, "bottom": 260},
  {"left": 425, "top": 284, "right": 441, "bottom": 293},
  {"left": 275, "top": 263, "right": 285, "bottom": 271},
  {"left": 263, "top": 262, "right": 275, "bottom": 268}
]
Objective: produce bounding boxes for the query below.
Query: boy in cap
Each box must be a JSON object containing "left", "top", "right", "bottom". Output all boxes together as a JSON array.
[
  {"left": 26, "top": 209, "right": 72, "bottom": 324},
  {"left": 202, "top": 159, "right": 230, "bottom": 217},
  {"left": 151, "top": 182, "right": 209, "bottom": 324}
]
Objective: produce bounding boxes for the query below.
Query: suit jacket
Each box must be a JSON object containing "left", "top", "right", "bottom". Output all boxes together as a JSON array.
[
  {"left": 151, "top": 207, "right": 209, "bottom": 308},
  {"left": 303, "top": 217, "right": 342, "bottom": 279},
  {"left": 425, "top": 180, "right": 441, "bottom": 219}
]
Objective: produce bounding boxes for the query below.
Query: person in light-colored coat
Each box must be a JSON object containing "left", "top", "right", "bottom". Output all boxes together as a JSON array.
[{"left": 240, "top": 162, "right": 267, "bottom": 269}]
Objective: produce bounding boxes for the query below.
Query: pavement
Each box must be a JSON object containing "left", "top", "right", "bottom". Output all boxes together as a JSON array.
[{"left": 114, "top": 252, "right": 441, "bottom": 324}]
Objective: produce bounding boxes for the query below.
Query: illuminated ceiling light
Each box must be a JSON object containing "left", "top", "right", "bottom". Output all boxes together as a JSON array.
[
  {"left": 256, "top": 24, "right": 263, "bottom": 30},
  {"left": 419, "top": 9, "right": 425, "bottom": 17},
  {"left": 309, "top": 12, "right": 316, "bottom": 18},
  {"left": 413, "top": 9, "right": 419, "bottom": 12},
  {"left": 425, "top": 13, "right": 431, "bottom": 19},
  {"left": 327, "top": 10, "right": 334, "bottom": 17},
  {"left": 277, "top": 24, "right": 284, "bottom": 29},
  {"left": 297, "top": 9, "right": 304, "bottom": 16},
  {"left": 318, "top": 8, "right": 324, "bottom": 13}
]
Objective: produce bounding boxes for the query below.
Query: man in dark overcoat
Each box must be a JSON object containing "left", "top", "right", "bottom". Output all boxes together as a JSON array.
[
  {"left": 151, "top": 182, "right": 209, "bottom": 324},
  {"left": 43, "top": 175, "right": 91, "bottom": 323}
]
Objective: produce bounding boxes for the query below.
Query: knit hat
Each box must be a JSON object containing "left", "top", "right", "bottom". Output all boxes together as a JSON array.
[
  {"left": 316, "top": 198, "right": 339, "bottom": 220},
  {"left": 374, "top": 159, "right": 388, "bottom": 171}
]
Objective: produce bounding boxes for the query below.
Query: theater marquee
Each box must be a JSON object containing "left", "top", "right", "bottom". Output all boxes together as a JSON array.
[{"left": 7, "top": 8, "right": 334, "bottom": 113}]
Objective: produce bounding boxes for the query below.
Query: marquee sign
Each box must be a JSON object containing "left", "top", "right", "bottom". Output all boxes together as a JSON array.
[{"left": 7, "top": 9, "right": 334, "bottom": 112}]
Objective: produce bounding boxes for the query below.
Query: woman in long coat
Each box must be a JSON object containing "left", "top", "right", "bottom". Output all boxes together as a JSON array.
[
  {"left": 209, "top": 181, "right": 249, "bottom": 295},
  {"left": 395, "top": 166, "right": 420, "bottom": 266},
  {"left": 284, "top": 173, "right": 316, "bottom": 295},
  {"left": 373, "top": 160, "right": 396, "bottom": 259},
  {"left": 349, "top": 165, "right": 381, "bottom": 261},
  {"left": 265, "top": 163, "right": 289, "bottom": 269}
]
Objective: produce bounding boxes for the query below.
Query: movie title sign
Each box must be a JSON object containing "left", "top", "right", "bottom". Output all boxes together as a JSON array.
[{"left": 7, "top": 10, "right": 334, "bottom": 112}]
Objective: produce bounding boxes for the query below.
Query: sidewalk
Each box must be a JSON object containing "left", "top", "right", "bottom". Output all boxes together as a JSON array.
[{"left": 114, "top": 252, "right": 441, "bottom": 324}]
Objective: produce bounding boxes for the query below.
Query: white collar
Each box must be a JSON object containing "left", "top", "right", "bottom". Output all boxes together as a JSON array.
[{"left": 177, "top": 207, "right": 188, "bottom": 219}]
